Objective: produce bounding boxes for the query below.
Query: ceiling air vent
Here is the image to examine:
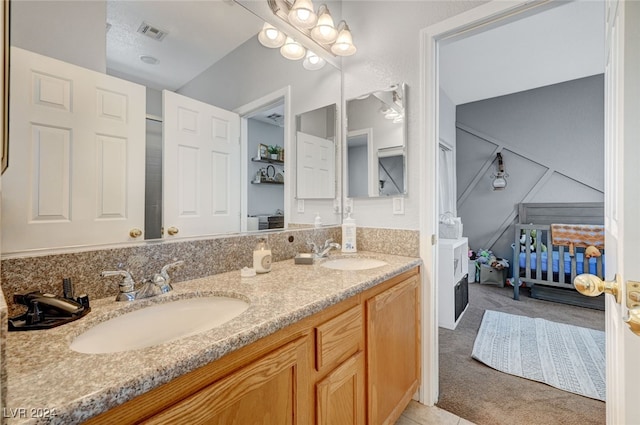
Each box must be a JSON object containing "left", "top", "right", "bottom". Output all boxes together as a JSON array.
[{"left": 137, "top": 22, "right": 168, "bottom": 41}]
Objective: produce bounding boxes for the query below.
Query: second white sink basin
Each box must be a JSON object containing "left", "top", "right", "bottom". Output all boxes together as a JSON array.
[
  {"left": 321, "top": 257, "right": 388, "bottom": 271},
  {"left": 70, "top": 296, "right": 249, "bottom": 354}
]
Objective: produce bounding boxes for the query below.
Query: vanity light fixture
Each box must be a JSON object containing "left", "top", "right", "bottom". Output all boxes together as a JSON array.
[
  {"left": 303, "top": 50, "right": 326, "bottom": 70},
  {"left": 260, "top": 0, "right": 357, "bottom": 68},
  {"left": 281, "top": 36, "right": 306, "bottom": 60},
  {"left": 258, "top": 22, "right": 286, "bottom": 48},
  {"left": 288, "top": 0, "right": 317, "bottom": 29},
  {"left": 331, "top": 21, "right": 357, "bottom": 56},
  {"left": 310, "top": 4, "right": 338, "bottom": 44},
  {"left": 491, "top": 152, "right": 508, "bottom": 190}
]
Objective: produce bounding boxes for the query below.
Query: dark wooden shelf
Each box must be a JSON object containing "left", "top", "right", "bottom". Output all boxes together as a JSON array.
[
  {"left": 251, "top": 180, "right": 284, "bottom": 185},
  {"left": 252, "top": 157, "right": 284, "bottom": 165}
]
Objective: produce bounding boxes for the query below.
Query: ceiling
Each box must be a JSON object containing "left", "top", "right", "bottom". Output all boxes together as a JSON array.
[
  {"left": 439, "top": 0, "right": 605, "bottom": 106},
  {"left": 105, "top": 1, "right": 605, "bottom": 113},
  {"left": 106, "top": 0, "right": 263, "bottom": 91}
]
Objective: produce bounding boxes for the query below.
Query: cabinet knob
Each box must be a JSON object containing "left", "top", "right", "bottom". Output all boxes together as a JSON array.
[{"left": 129, "top": 228, "right": 142, "bottom": 238}]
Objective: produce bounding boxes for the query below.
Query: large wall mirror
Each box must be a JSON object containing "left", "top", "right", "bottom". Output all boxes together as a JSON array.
[
  {"left": 2, "top": 0, "right": 342, "bottom": 255},
  {"left": 346, "top": 83, "right": 407, "bottom": 198}
]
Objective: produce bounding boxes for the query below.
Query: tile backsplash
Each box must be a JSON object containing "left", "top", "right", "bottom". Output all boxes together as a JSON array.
[{"left": 1, "top": 226, "right": 419, "bottom": 317}]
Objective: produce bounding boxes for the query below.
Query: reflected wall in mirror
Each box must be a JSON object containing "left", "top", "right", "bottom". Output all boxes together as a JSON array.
[
  {"left": 3, "top": 0, "right": 342, "bottom": 256},
  {"left": 296, "top": 103, "right": 337, "bottom": 199},
  {"left": 346, "top": 83, "right": 407, "bottom": 198}
]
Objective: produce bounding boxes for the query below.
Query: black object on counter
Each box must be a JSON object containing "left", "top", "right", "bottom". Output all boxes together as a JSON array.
[{"left": 8, "top": 290, "right": 91, "bottom": 331}]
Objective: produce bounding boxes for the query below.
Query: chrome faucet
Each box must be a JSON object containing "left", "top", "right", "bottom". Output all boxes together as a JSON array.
[
  {"left": 308, "top": 239, "right": 341, "bottom": 258},
  {"left": 100, "top": 270, "right": 136, "bottom": 302},
  {"left": 135, "top": 260, "right": 185, "bottom": 300},
  {"left": 101, "top": 261, "right": 184, "bottom": 301}
]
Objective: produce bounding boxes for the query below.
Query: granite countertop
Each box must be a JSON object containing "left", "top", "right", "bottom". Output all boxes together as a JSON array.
[{"left": 5, "top": 251, "right": 421, "bottom": 424}]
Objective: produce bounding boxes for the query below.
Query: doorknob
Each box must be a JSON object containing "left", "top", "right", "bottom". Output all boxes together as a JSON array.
[
  {"left": 167, "top": 226, "right": 179, "bottom": 236},
  {"left": 129, "top": 228, "right": 143, "bottom": 238},
  {"left": 575, "top": 274, "right": 640, "bottom": 336},
  {"left": 574, "top": 273, "right": 621, "bottom": 303}
]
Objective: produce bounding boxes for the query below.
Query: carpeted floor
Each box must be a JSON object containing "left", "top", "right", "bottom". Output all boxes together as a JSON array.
[{"left": 437, "top": 282, "right": 606, "bottom": 425}]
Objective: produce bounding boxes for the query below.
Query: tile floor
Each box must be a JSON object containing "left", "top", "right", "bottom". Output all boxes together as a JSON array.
[{"left": 395, "top": 401, "right": 476, "bottom": 425}]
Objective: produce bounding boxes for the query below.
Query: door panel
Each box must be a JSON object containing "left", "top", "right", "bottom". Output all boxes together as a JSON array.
[
  {"left": 163, "top": 91, "right": 240, "bottom": 238},
  {"left": 3, "top": 47, "right": 146, "bottom": 253},
  {"left": 603, "top": 1, "right": 640, "bottom": 423}
]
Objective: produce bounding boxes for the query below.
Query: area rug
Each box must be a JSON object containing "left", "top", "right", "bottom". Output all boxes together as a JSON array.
[{"left": 471, "top": 310, "right": 606, "bottom": 401}]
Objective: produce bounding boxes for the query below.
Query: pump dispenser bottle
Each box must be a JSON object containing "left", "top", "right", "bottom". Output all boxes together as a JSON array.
[{"left": 341, "top": 213, "right": 357, "bottom": 253}]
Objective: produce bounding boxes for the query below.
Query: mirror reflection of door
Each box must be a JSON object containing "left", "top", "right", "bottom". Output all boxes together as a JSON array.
[{"left": 347, "top": 128, "right": 375, "bottom": 197}]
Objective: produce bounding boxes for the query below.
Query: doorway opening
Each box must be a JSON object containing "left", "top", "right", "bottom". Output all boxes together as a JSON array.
[
  {"left": 236, "top": 87, "right": 291, "bottom": 233},
  {"left": 423, "top": 1, "right": 606, "bottom": 423}
]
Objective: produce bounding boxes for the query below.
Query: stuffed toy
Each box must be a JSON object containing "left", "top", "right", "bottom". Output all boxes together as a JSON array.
[
  {"left": 491, "top": 258, "right": 510, "bottom": 270},
  {"left": 585, "top": 245, "right": 601, "bottom": 259},
  {"left": 520, "top": 229, "right": 547, "bottom": 252}
]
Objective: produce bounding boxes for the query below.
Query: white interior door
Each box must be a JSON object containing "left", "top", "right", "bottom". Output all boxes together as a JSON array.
[
  {"left": 603, "top": 1, "right": 640, "bottom": 423},
  {"left": 2, "top": 47, "right": 146, "bottom": 254},
  {"left": 163, "top": 90, "right": 240, "bottom": 238},
  {"left": 296, "top": 131, "right": 335, "bottom": 199}
]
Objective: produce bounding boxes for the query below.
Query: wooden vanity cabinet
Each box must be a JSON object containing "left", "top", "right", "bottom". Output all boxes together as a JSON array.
[
  {"left": 367, "top": 272, "right": 421, "bottom": 425},
  {"left": 86, "top": 267, "right": 420, "bottom": 425}
]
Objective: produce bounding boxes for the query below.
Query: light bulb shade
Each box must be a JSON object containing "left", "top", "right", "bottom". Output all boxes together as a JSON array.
[
  {"left": 258, "top": 22, "right": 286, "bottom": 48},
  {"left": 280, "top": 37, "right": 306, "bottom": 60},
  {"left": 303, "top": 50, "right": 326, "bottom": 70},
  {"left": 310, "top": 6, "right": 337, "bottom": 44},
  {"left": 492, "top": 173, "right": 507, "bottom": 190},
  {"left": 330, "top": 22, "right": 357, "bottom": 56},
  {"left": 288, "top": 0, "right": 317, "bottom": 29}
]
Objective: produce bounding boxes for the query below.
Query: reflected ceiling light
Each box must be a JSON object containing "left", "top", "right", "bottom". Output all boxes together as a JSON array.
[
  {"left": 258, "top": 22, "right": 286, "bottom": 48},
  {"left": 288, "top": 0, "right": 317, "bottom": 29},
  {"left": 140, "top": 55, "right": 159, "bottom": 65},
  {"left": 280, "top": 36, "right": 306, "bottom": 60},
  {"left": 310, "top": 5, "right": 338, "bottom": 44},
  {"left": 331, "top": 21, "right": 357, "bottom": 56},
  {"left": 303, "top": 50, "right": 326, "bottom": 70}
]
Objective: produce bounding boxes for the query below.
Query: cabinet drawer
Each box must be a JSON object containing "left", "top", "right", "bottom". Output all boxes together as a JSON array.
[{"left": 315, "top": 305, "right": 363, "bottom": 372}]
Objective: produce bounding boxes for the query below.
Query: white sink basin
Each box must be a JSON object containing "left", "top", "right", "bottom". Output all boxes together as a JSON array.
[
  {"left": 70, "top": 296, "right": 249, "bottom": 354},
  {"left": 321, "top": 257, "right": 388, "bottom": 271}
]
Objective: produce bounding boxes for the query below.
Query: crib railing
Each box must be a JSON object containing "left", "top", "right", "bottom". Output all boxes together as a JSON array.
[{"left": 512, "top": 223, "right": 605, "bottom": 300}]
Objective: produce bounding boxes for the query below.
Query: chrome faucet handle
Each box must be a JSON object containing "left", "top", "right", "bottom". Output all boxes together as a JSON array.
[
  {"left": 307, "top": 241, "right": 319, "bottom": 254},
  {"left": 322, "top": 239, "right": 335, "bottom": 249},
  {"left": 100, "top": 270, "right": 136, "bottom": 301},
  {"left": 160, "top": 260, "right": 184, "bottom": 282}
]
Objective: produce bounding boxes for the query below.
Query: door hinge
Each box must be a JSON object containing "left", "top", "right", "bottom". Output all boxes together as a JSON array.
[{"left": 431, "top": 234, "right": 437, "bottom": 245}]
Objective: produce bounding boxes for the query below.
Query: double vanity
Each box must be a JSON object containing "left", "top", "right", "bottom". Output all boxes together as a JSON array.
[{"left": 6, "top": 252, "right": 421, "bottom": 424}]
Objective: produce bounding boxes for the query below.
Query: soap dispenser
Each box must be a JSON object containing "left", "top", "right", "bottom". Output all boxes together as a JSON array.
[
  {"left": 253, "top": 238, "right": 272, "bottom": 273},
  {"left": 342, "top": 213, "right": 357, "bottom": 253},
  {"left": 314, "top": 213, "right": 322, "bottom": 228}
]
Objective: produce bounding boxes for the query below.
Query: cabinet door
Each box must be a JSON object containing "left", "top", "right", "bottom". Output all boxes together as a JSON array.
[
  {"left": 143, "top": 337, "right": 310, "bottom": 425},
  {"left": 316, "top": 351, "right": 365, "bottom": 425},
  {"left": 366, "top": 275, "right": 420, "bottom": 425}
]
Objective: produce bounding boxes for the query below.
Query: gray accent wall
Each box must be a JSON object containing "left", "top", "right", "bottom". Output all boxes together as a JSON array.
[{"left": 456, "top": 74, "right": 604, "bottom": 260}]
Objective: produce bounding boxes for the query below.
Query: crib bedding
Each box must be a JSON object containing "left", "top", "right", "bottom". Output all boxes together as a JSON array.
[{"left": 517, "top": 251, "right": 604, "bottom": 275}]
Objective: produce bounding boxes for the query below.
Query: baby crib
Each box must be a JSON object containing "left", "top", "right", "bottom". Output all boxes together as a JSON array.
[{"left": 512, "top": 203, "right": 606, "bottom": 309}]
